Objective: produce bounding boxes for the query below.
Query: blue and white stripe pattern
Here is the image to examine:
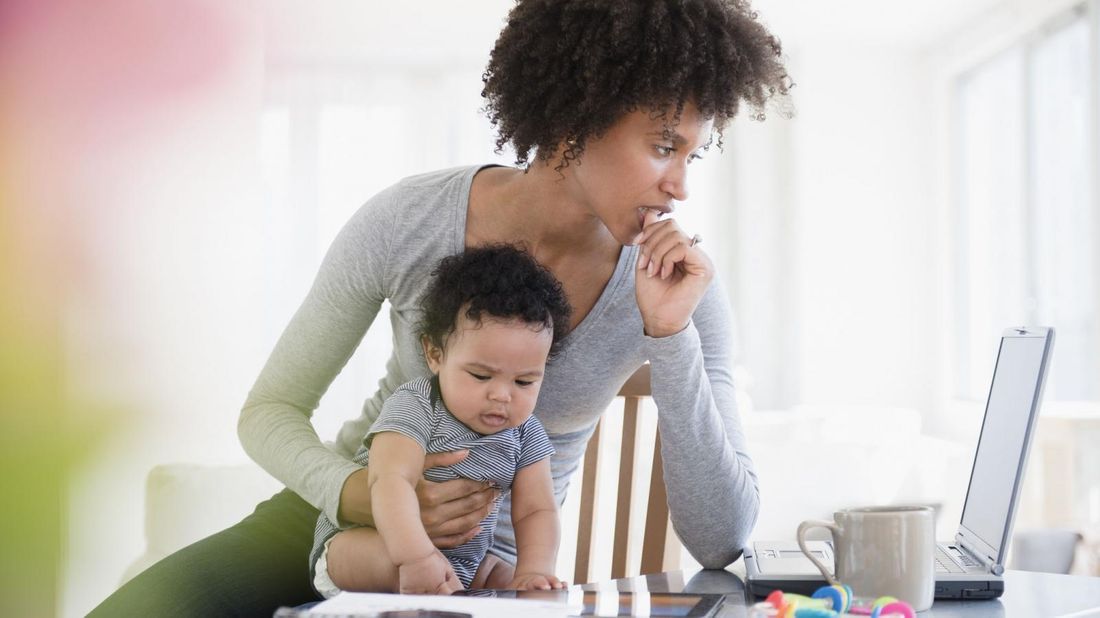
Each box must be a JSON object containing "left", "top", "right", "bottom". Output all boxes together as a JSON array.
[{"left": 310, "top": 376, "right": 555, "bottom": 590}]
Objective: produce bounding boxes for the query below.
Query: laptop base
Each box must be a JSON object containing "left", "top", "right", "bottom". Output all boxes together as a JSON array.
[
  {"left": 744, "top": 573, "right": 1004, "bottom": 601},
  {"left": 743, "top": 543, "right": 1005, "bottom": 600},
  {"left": 932, "top": 579, "right": 1004, "bottom": 600}
]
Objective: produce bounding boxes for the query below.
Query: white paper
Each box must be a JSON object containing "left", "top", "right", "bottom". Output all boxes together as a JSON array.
[{"left": 302, "top": 592, "right": 573, "bottom": 618}]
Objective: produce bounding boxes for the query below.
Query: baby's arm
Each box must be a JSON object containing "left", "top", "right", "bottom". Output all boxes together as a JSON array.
[
  {"left": 508, "top": 459, "right": 565, "bottom": 590},
  {"left": 329, "top": 432, "right": 462, "bottom": 595}
]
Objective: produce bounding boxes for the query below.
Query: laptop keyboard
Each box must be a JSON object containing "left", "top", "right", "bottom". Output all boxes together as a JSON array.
[{"left": 935, "top": 546, "right": 973, "bottom": 573}]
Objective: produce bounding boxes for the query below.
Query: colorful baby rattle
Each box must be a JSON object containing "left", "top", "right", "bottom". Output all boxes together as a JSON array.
[{"left": 749, "top": 584, "right": 916, "bottom": 618}]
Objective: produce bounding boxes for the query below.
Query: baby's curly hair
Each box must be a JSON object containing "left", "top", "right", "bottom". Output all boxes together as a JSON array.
[
  {"left": 481, "top": 0, "right": 791, "bottom": 169},
  {"left": 419, "top": 245, "right": 573, "bottom": 359}
]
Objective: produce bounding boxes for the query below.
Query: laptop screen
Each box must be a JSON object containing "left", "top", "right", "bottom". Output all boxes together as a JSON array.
[{"left": 960, "top": 334, "right": 1048, "bottom": 555}]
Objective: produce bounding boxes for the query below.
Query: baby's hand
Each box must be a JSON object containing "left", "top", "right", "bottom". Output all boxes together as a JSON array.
[
  {"left": 508, "top": 572, "right": 566, "bottom": 590},
  {"left": 398, "top": 551, "right": 463, "bottom": 595}
]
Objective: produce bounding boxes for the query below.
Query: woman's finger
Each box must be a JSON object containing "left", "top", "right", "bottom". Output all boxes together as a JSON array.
[
  {"left": 418, "top": 486, "right": 497, "bottom": 534},
  {"left": 429, "top": 525, "right": 481, "bottom": 549},
  {"left": 420, "top": 484, "right": 497, "bottom": 527},
  {"left": 640, "top": 223, "right": 692, "bottom": 279},
  {"left": 636, "top": 217, "right": 679, "bottom": 272},
  {"left": 417, "top": 476, "right": 489, "bottom": 510},
  {"left": 636, "top": 208, "right": 674, "bottom": 269},
  {"left": 656, "top": 241, "right": 691, "bottom": 279},
  {"left": 635, "top": 208, "right": 664, "bottom": 241},
  {"left": 425, "top": 502, "right": 483, "bottom": 536},
  {"left": 438, "top": 493, "right": 496, "bottom": 534},
  {"left": 423, "top": 449, "right": 469, "bottom": 470}
]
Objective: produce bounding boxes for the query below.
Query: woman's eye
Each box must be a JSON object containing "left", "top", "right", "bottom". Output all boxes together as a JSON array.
[
  {"left": 655, "top": 145, "right": 674, "bottom": 157},
  {"left": 688, "top": 152, "right": 704, "bottom": 164}
]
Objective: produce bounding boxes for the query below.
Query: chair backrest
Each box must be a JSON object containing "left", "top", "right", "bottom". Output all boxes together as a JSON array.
[
  {"left": 1011, "top": 528, "right": 1083, "bottom": 574},
  {"left": 573, "top": 363, "right": 678, "bottom": 584}
]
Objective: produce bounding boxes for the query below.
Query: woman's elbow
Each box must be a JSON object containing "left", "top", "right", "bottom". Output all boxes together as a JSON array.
[
  {"left": 696, "top": 549, "right": 740, "bottom": 570},
  {"left": 237, "top": 403, "right": 263, "bottom": 457},
  {"left": 702, "top": 487, "right": 760, "bottom": 568}
]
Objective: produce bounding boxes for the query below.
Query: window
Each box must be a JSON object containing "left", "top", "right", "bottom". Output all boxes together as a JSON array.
[
  {"left": 256, "top": 67, "right": 510, "bottom": 439},
  {"left": 953, "top": 5, "right": 1097, "bottom": 402}
]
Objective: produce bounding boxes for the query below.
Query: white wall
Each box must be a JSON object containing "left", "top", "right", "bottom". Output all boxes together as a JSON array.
[
  {"left": 722, "top": 42, "right": 943, "bottom": 417},
  {"left": 787, "top": 46, "right": 939, "bottom": 415}
]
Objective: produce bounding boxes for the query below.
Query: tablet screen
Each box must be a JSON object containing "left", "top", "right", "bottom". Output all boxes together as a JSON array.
[{"left": 454, "top": 590, "right": 726, "bottom": 617}]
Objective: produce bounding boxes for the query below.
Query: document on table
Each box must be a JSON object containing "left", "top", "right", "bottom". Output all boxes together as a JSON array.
[{"left": 298, "top": 591, "right": 571, "bottom": 618}]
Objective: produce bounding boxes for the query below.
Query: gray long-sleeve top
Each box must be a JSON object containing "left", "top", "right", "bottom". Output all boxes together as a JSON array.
[{"left": 238, "top": 165, "right": 759, "bottom": 568}]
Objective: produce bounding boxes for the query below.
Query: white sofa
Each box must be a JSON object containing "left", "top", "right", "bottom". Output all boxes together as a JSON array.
[
  {"left": 742, "top": 405, "right": 959, "bottom": 542},
  {"left": 120, "top": 463, "right": 283, "bottom": 584}
]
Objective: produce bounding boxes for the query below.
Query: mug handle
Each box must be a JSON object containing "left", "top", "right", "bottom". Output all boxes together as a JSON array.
[{"left": 797, "top": 519, "right": 840, "bottom": 586}]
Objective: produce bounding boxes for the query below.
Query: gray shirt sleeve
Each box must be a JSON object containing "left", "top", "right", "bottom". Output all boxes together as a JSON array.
[
  {"left": 237, "top": 189, "right": 398, "bottom": 526},
  {"left": 645, "top": 278, "right": 759, "bottom": 568}
]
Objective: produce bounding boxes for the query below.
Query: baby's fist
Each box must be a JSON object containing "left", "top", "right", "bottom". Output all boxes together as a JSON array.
[{"left": 509, "top": 572, "right": 566, "bottom": 590}]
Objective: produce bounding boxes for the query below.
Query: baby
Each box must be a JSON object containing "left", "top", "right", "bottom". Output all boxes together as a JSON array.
[{"left": 310, "top": 245, "right": 572, "bottom": 596}]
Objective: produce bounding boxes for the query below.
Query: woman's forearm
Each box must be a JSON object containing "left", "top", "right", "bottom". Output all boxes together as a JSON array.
[
  {"left": 645, "top": 283, "right": 759, "bottom": 569},
  {"left": 238, "top": 400, "right": 363, "bottom": 525},
  {"left": 238, "top": 191, "right": 395, "bottom": 523}
]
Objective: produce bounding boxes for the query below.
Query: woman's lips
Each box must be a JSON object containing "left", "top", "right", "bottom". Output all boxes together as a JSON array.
[
  {"left": 635, "top": 206, "right": 671, "bottom": 243},
  {"left": 638, "top": 206, "right": 672, "bottom": 229}
]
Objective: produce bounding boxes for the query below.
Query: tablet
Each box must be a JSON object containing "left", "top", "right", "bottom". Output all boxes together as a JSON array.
[{"left": 454, "top": 589, "right": 726, "bottom": 617}]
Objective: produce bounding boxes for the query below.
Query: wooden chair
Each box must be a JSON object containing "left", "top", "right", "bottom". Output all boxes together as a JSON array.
[{"left": 573, "top": 363, "right": 679, "bottom": 584}]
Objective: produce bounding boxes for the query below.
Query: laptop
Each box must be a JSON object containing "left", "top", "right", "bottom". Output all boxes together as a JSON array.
[{"left": 744, "top": 326, "right": 1055, "bottom": 600}]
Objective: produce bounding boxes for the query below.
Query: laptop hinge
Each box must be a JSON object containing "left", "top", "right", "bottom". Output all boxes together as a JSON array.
[{"left": 956, "top": 537, "right": 1003, "bottom": 575}]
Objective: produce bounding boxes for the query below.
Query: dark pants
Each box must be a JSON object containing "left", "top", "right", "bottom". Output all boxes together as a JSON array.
[{"left": 88, "top": 488, "right": 322, "bottom": 618}]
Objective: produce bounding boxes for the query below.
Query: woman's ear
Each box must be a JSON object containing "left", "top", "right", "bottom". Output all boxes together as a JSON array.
[{"left": 422, "top": 336, "right": 444, "bottom": 373}]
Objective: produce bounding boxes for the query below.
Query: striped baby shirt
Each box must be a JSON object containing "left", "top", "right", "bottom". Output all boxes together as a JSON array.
[{"left": 310, "top": 376, "right": 556, "bottom": 590}]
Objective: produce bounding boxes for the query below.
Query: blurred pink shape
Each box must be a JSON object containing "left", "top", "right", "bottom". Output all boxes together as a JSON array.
[
  {"left": 0, "top": 0, "right": 257, "bottom": 302},
  {"left": 0, "top": 0, "right": 249, "bottom": 150}
]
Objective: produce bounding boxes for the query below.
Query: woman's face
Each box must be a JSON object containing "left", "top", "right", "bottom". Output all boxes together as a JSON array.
[{"left": 567, "top": 102, "right": 714, "bottom": 245}]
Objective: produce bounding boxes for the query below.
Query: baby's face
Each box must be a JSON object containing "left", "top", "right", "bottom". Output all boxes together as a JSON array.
[{"left": 426, "top": 315, "right": 553, "bottom": 435}]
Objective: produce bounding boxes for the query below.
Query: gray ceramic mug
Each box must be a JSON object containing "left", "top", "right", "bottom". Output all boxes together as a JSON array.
[{"left": 797, "top": 505, "right": 935, "bottom": 611}]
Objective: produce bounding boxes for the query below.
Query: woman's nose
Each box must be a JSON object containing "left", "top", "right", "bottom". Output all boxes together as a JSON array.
[{"left": 660, "top": 160, "right": 689, "bottom": 201}]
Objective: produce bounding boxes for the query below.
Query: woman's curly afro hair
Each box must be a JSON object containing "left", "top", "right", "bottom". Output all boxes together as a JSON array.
[
  {"left": 419, "top": 245, "right": 573, "bottom": 359},
  {"left": 481, "top": 0, "right": 791, "bottom": 169}
]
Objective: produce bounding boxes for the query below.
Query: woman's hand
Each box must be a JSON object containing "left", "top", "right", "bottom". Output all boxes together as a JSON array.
[
  {"left": 634, "top": 209, "right": 714, "bottom": 337},
  {"left": 398, "top": 550, "right": 464, "bottom": 595},
  {"left": 508, "top": 572, "right": 566, "bottom": 591},
  {"left": 416, "top": 451, "right": 501, "bottom": 548},
  {"left": 338, "top": 449, "right": 499, "bottom": 548}
]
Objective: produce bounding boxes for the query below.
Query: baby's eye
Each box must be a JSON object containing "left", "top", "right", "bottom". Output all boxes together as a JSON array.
[
  {"left": 515, "top": 379, "right": 535, "bottom": 387},
  {"left": 468, "top": 372, "right": 490, "bottom": 381}
]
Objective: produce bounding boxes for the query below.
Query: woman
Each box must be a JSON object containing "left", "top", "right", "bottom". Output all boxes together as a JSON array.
[{"left": 91, "top": 0, "right": 789, "bottom": 614}]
